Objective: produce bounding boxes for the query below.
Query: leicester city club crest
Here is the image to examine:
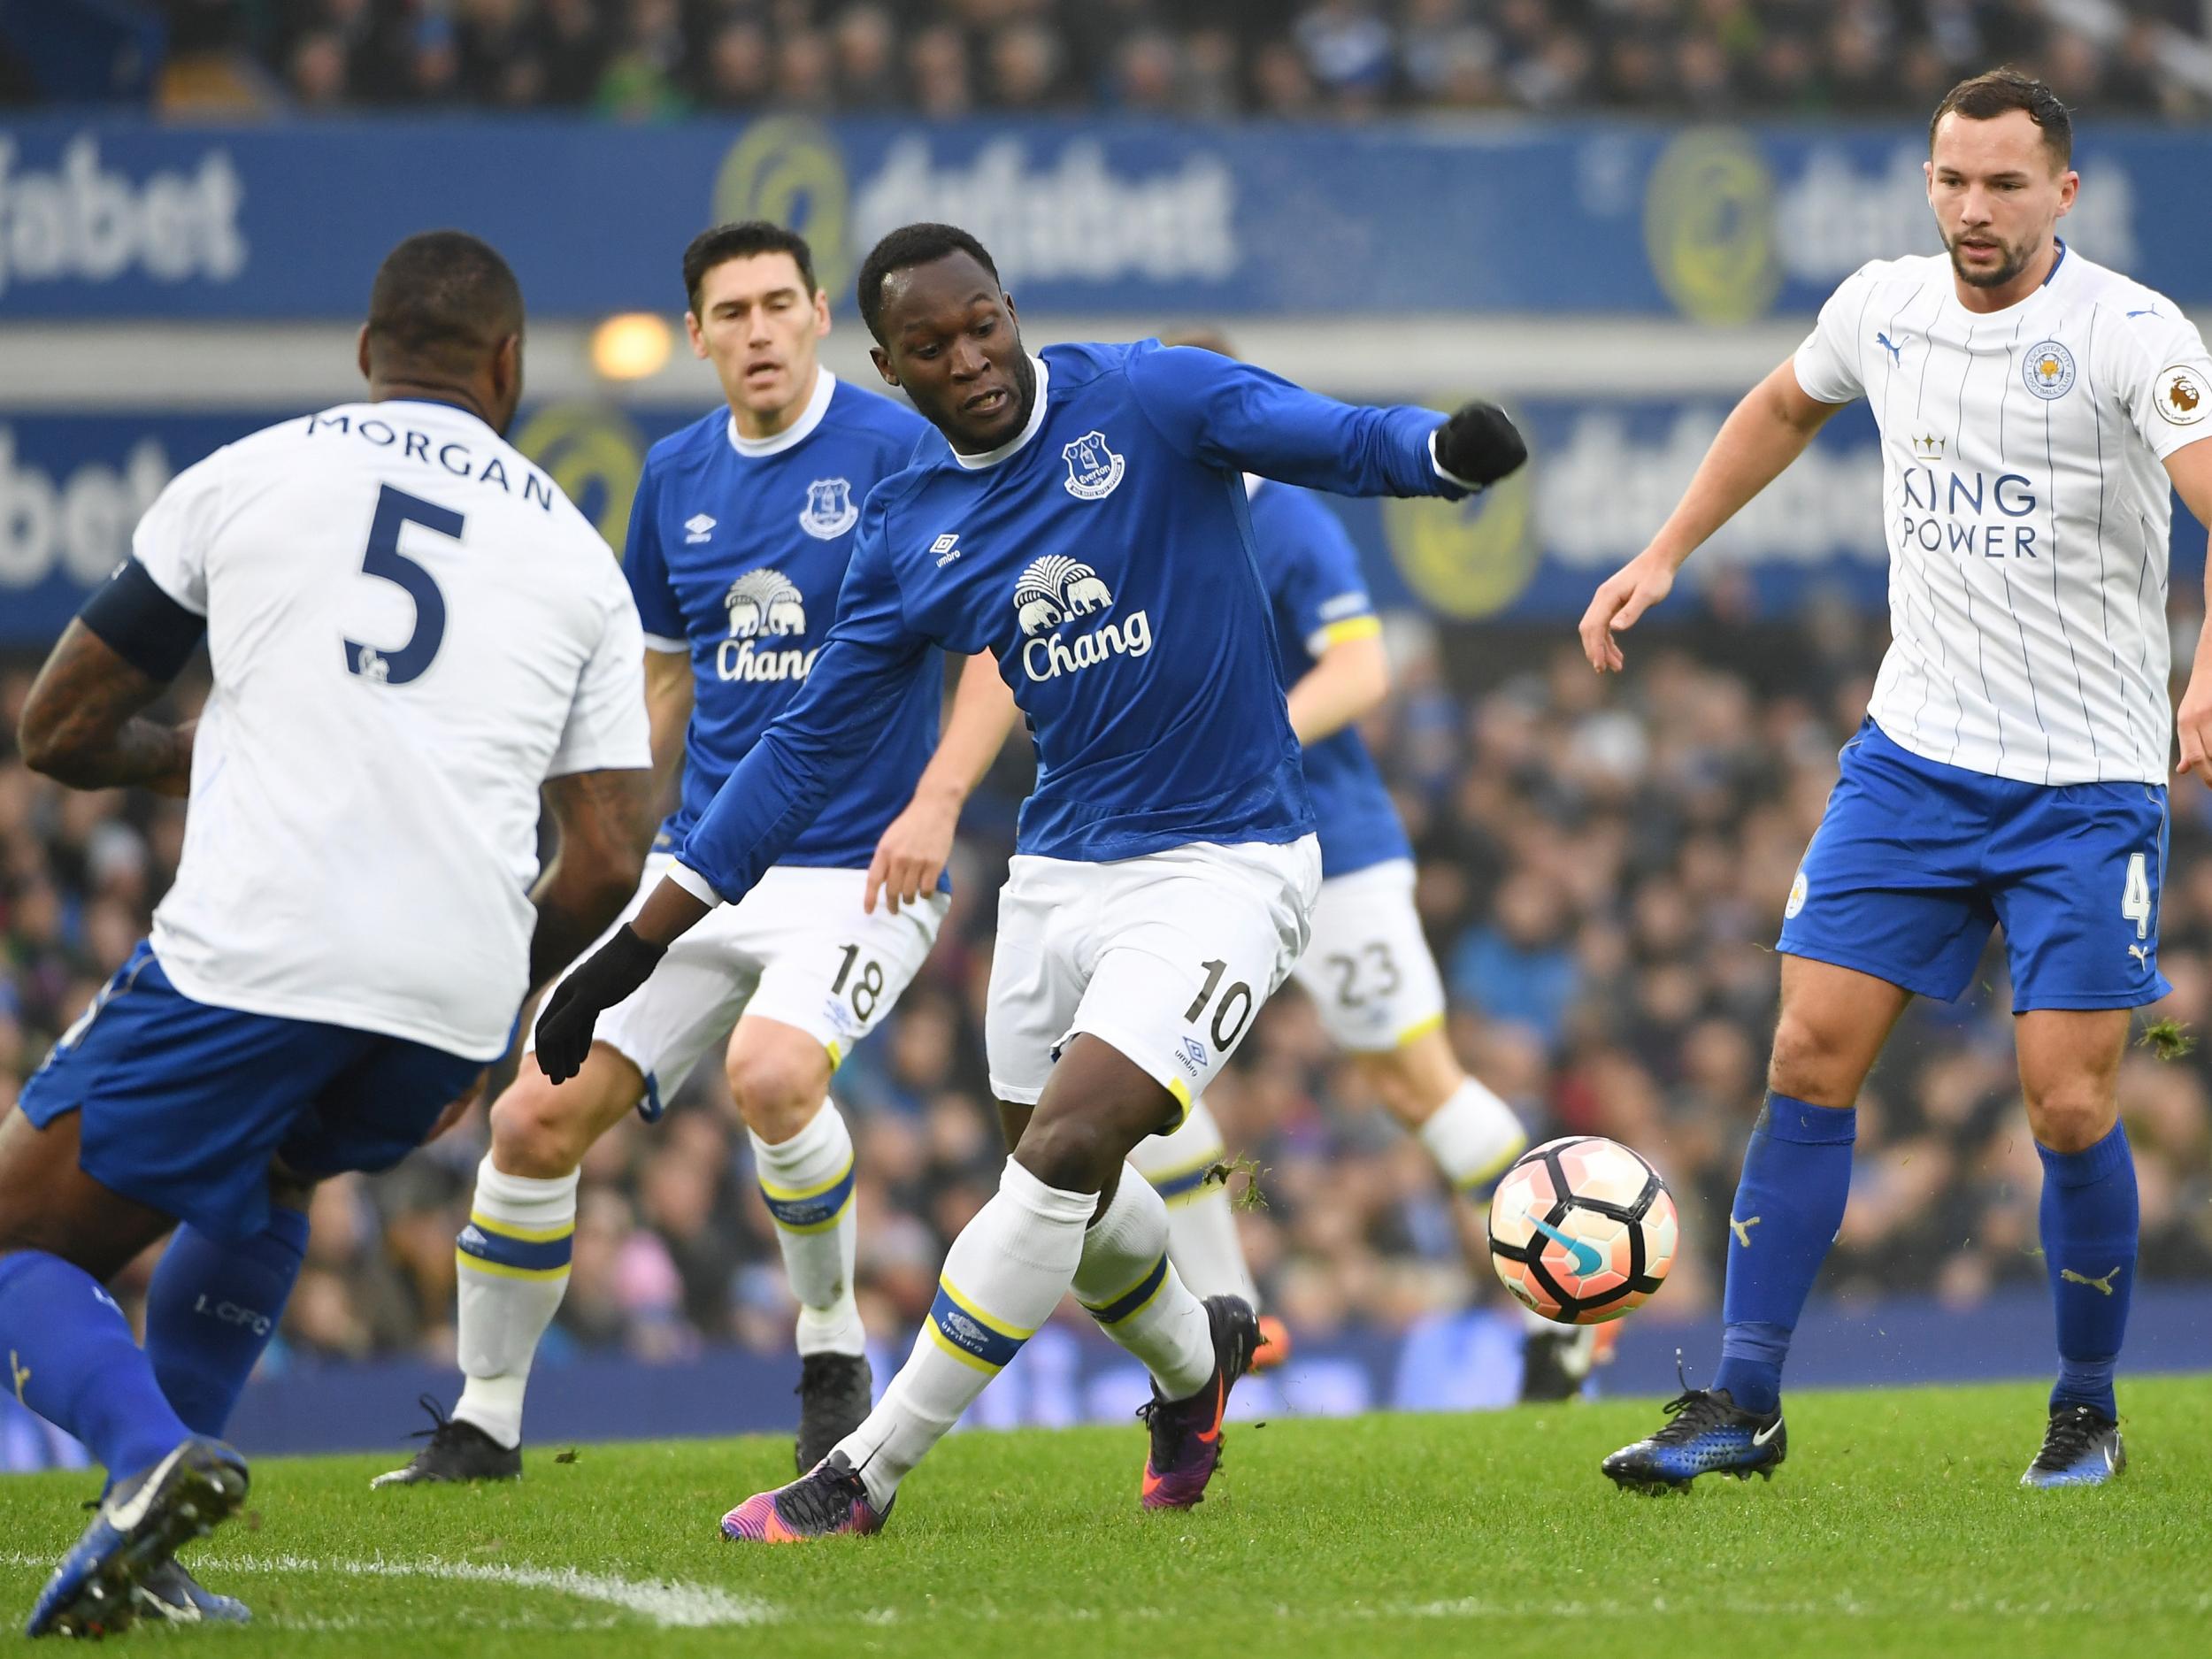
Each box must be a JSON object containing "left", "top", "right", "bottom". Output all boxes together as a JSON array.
[
  {"left": 2023, "top": 341, "right": 2077, "bottom": 400},
  {"left": 1061, "top": 430, "right": 1125, "bottom": 501},
  {"left": 798, "top": 477, "right": 859, "bottom": 540}
]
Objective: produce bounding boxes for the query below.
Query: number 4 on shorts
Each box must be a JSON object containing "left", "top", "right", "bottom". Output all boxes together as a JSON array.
[{"left": 2122, "top": 851, "right": 2152, "bottom": 940}]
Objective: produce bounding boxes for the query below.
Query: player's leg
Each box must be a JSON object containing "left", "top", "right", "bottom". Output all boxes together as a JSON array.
[
  {"left": 1991, "top": 779, "right": 2166, "bottom": 1486},
  {"left": 142, "top": 1183, "right": 311, "bottom": 1442},
  {"left": 1606, "top": 724, "right": 1989, "bottom": 1489},
  {"left": 1296, "top": 860, "right": 1526, "bottom": 1196},
  {"left": 1043, "top": 839, "right": 1312, "bottom": 1506},
  {"left": 416, "top": 1049, "right": 643, "bottom": 1475},
  {"left": 2, "top": 948, "right": 344, "bottom": 1634},
  {"left": 2015, "top": 1009, "right": 2135, "bottom": 1484},
  {"left": 721, "top": 841, "right": 1311, "bottom": 1538},
  {"left": 380, "top": 869, "right": 756, "bottom": 1483},
  {"left": 1602, "top": 954, "right": 1907, "bottom": 1491},
  {"left": 728, "top": 869, "right": 948, "bottom": 1471},
  {"left": 1125, "top": 1097, "right": 1261, "bottom": 1311}
]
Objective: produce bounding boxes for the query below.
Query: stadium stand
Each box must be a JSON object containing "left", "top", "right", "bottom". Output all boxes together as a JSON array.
[{"left": 3, "top": 3, "right": 2210, "bottom": 121}]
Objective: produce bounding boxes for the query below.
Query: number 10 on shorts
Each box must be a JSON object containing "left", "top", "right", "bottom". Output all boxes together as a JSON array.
[
  {"left": 1184, "top": 958, "right": 1256, "bottom": 1052},
  {"left": 2121, "top": 851, "right": 2152, "bottom": 940}
]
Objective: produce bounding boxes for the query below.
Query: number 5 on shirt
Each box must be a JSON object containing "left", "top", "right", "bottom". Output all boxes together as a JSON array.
[{"left": 345, "top": 484, "right": 458, "bottom": 685}]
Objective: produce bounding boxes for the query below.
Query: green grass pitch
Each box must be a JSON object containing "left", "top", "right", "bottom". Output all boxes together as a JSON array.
[{"left": 4, "top": 1377, "right": 2208, "bottom": 1656}]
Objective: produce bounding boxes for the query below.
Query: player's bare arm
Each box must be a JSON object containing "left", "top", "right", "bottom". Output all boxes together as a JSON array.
[
  {"left": 865, "top": 650, "right": 1018, "bottom": 914},
  {"left": 526, "top": 766, "right": 656, "bottom": 991},
  {"left": 18, "top": 619, "right": 196, "bottom": 795},
  {"left": 1578, "top": 360, "right": 1844, "bottom": 673},
  {"left": 642, "top": 646, "right": 695, "bottom": 811},
  {"left": 1286, "top": 628, "right": 1389, "bottom": 746},
  {"left": 2166, "top": 438, "right": 2212, "bottom": 787}
]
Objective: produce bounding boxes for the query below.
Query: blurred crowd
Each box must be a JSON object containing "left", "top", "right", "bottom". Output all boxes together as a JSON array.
[
  {"left": 5, "top": 595, "right": 2211, "bottom": 1379},
  {"left": 64, "top": 1, "right": 2212, "bottom": 120}
]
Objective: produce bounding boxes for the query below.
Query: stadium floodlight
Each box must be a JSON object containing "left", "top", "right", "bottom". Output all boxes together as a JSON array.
[{"left": 590, "top": 312, "right": 672, "bottom": 381}]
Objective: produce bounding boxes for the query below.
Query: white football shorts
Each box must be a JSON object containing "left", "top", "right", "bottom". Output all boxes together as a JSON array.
[
  {"left": 526, "top": 854, "right": 946, "bottom": 1116},
  {"left": 985, "top": 836, "right": 1321, "bottom": 1116},
  {"left": 1286, "top": 857, "right": 1448, "bottom": 1052}
]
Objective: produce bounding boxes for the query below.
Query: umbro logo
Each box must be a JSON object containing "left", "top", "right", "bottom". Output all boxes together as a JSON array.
[
  {"left": 684, "top": 513, "right": 716, "bottom": 544},
  {"left": 932, "top": 533, "right": 962, "bottom": 567}
]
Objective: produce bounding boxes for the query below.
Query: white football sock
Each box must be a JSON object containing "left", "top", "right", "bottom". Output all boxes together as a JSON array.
[
  {"left": 1074, "top": 1171, "right": 1218, "bottom": 1400},
  {"left": 453, "top": 1156, "right": 580, "bottom": 1449},
  {"left": 1416, "top": 1076, "right": 1529, "bottom": 1197},
  {"left": 751, "top": 1102, "right": 864, "bottom": 1357},
  {"left": 1126, "top": 1097, "right": 1262, "bottom": 1310},
  {"left": 833, "top": 1157, "right": 1093, "bottom": 1508}
]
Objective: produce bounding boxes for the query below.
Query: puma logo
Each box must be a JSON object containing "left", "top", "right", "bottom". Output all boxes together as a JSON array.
[
  {"left": 1730, "top": 1215, "right": 1762, "bottom": 1248},
  {"left": 8, "top": 1350, "right": 27, "bottom": 1404},
  {"left": 2062, "top": 1266, "right": 2120, "bottom": 1296},
  {"left": 2128, "top": 944, "right": 2150, "bottom": 969},
  {"left": 1876, "top": 332, "right": 1908, "bottom": 366}
]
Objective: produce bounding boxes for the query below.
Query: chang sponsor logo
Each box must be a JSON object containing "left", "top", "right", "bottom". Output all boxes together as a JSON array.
[
  {"left": 1010, "top": 554, "right": 1149, "bottom": 682},
  {"left": 0, "top": 135, "right": 247, "bottom": 298},
  {"left": 718, "top": 567, "right": 816, "bottom": 682}
]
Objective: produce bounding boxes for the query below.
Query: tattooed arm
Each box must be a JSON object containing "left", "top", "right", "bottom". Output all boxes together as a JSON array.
[
  {"left": 528, "top": 765, "right": 656, "bottom": 992},
  {"left": 18, "top": 619, "right": 196, "bottom": 796}
]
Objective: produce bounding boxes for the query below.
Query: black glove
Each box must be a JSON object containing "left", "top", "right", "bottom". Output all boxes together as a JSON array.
[
  {"left": 1432, "top": 401, "right": 1528, "bottom": 491},
  {"left": 534, "top": 925, "right": 665, "bottom": 1084}
]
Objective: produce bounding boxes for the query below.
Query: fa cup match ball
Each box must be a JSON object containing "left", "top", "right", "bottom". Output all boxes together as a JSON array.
[{"left": 1487, "top": 1136, "right": 1678, "bottom": 1325}]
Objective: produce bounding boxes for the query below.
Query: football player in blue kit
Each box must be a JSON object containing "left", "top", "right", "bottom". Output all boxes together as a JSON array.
[
  {"left": 534, "top": 222, "right": 1530, "bottom": 1540},
  {"left": 1124, "top": 333, "right": 1558, "bottom": 1394},
  {"left": 377, "top": 223, "right": 1017, "bottom": 1488}
]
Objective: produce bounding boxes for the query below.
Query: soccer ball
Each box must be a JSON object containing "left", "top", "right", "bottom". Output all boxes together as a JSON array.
[{"left": 1487, "top": 1136, "right": 1678, "bottom": 1325}]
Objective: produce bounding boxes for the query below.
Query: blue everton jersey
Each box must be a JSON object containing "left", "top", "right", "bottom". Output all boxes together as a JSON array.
[
  {"left": 678, "top": 341, "right": 1467, "bottom": 901},
  {"left": 1248, "top": 478, "right": 1411, "bottom": 879},
  {"left": 624, "top": 370, "right": 936, "bottom": 868}
]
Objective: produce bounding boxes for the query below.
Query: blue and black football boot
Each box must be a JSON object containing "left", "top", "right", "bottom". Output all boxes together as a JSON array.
[
  {"left": 2020, "top": 1402, "right": 2125, "bottom": 1488},
  {"left": 1601, "top": 1363, "right": 1785, "bottom": 1493},
  {"left": 26, "top": 1438, "right": 250, "bottom": 1638}
]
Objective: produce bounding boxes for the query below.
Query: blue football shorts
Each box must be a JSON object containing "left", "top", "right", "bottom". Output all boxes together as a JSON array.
[
  {"left": 19, "top": 941, "right": 485, "bottom": 1242},
  {"left": 1777, "top": 718, "right": 2170, "bottom": 1013}
]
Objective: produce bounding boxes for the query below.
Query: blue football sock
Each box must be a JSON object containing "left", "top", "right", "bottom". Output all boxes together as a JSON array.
[
  {"left": 146, "top": 1208, "right": 309, "bottom": 1437},
  {"left": 1712, "top": 1094, "right": 1857, "bottom": 1417},
  {"left": 0, "top": 1249, "right": 193, "bottom": 1479},
  {"left": 2038, "top": 1122, "right": 2136, "bottom": 1420}
]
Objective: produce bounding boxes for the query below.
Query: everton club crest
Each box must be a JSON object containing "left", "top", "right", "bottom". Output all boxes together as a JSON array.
[
  {"left": 798, "top": 477, "right": 859, "bottom": 540},
  {"left": 1061, "top": 430, "right": 1125, "bottom": 501}
]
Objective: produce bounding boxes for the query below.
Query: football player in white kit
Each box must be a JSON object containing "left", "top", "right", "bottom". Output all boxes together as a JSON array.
[
  {"left": 1583, "top": 72, "right": 2212, "bottom": 1492},
  {"left": 4, "top": 233, "right": 653, "bottom": 1633}
]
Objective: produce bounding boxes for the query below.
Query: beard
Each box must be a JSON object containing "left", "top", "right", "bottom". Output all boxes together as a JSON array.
[{"left": 1945, "top": 229, "right": 2035, "bottom": 290}]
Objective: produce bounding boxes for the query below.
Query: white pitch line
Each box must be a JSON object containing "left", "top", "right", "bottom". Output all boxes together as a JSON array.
[{"left": 1, "top": 1549, "right": 774, "bottom": 1629}]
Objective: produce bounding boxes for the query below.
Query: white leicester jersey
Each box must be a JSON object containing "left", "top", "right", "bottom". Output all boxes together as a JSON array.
[
  {"left": 137, "top": 399, "right": 651, "bottom": 1059},
  {"left": 1794, "top": 245, "right": 2212, "bottom": 786}
]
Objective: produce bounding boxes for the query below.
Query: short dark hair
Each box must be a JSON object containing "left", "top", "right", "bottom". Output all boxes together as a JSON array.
[
  {"left": 855, "top": 223, "right": 1001, "bottom": 343},
  {"left": 1930, "top": 68, "right": 2072, "bottom": 167},
  {"left": 365, "top": 231, "right": 523, "bottom": 373},
  {"left": 681, "top": 221, "right": 818, "bottom": 316}
]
